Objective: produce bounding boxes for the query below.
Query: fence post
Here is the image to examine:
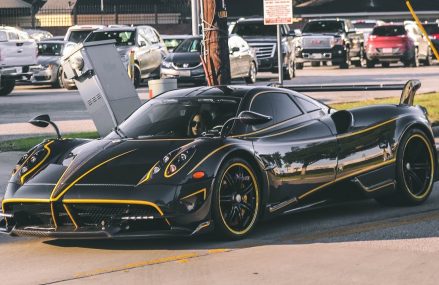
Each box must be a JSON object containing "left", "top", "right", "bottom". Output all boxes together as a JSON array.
[
  {"left": 114, "top": 5, "right": 119, "bottom": 24},
  {"left": 73, "top": 5, "right": 78, "bottom": 25}
]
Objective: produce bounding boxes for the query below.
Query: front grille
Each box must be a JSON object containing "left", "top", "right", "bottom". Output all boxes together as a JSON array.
[
  {"left": 249, "top": 43, "right": 276, "bottom": 59},
  {"left": 5, "top": 203, "right": 54, "bottom": 228},
  {"left": 70, "top": 204, "right": 169, "bottom": 231},
  {"left": 302, "top": 37, "right": 333, "bottom": 49},
  {"left": 173, "top": 62, "right": 200, "bottom": 68}
]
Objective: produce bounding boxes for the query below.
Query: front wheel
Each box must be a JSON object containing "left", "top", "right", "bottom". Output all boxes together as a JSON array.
[
  {"left": 212, "top": 158, "right": 261, "bottom": 239},
  {"left": 283, "top": 57, "right": 296, "bottom": 80},
  {"left": 0, "top": 79, "right": 16, "bottom": 96},
  {"left": 244, "top": 62, "right": 257, "bottom": 84}
]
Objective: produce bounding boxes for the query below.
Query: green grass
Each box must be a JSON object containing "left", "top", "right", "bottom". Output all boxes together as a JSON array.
[
  {"left": 0, "top": 132, "right": 99, "bottom": 152},
  {"left": 331, "top": 92, "right": 439, "bottom": 125}
]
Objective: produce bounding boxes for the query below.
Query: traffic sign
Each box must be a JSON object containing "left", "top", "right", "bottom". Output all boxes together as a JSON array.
[{"left": 263, "top": 0, "right": 293, "bottom": 25}]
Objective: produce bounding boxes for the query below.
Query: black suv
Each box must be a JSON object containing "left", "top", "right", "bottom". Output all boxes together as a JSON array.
[
  {"left": 229, "top": 18, "right": 297, "bottom": 79},
  {"left": 297, "top": 19, "right": 365, "bottom": 69}
]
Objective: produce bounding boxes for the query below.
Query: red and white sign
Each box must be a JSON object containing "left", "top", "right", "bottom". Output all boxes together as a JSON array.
[{"left": 263, "top": 0, "right": 293, "bottom": 25}]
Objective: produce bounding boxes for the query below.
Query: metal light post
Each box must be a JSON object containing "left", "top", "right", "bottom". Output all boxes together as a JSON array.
[{"left": 191, "top": 0, "right": 200, "bottom": 36}]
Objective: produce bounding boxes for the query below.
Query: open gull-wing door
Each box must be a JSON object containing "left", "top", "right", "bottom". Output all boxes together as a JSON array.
[{"left": 400, "top": 80, "right": 421, "bottom": 106}]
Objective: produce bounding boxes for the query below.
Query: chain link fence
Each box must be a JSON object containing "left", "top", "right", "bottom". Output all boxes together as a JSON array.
[{"left": 0, "top": 1, "right": 191, "bottom": 28}]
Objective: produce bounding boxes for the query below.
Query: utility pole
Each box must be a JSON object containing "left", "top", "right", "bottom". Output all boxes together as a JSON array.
[{"left": 200, "top": 0, "right": 231, "bottom": 86}]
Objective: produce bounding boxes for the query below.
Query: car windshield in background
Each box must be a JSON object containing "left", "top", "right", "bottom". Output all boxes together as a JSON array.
[
  {"left": 86, "top": 31, "right": 135, "bottom": 46},
  {"left": 353, "top": 22, "right": 376, "bottom": 29},
  {"left": 174, "top": 38, "right": 202, "bottom": 53},
  {"left": 68, "top": 30, "right": 94, "bottom": 43},
  {"left": 107, "top": 97, "right": 240, "bottom": 139},
  {"left": 303, "top": 21, "right": 344, "bottom": 33},
  {"left": 232, "top": 22, "right": 276, "bottom": 37},
  {"left": 37, "top": 43, "right": 63, "bottom": 56},
  {"left": 164, "top": 38, "right": 186, "bottom": 50},
  {"left": 372, "top": 26, "right": 405, "bottom": 36},
  {"left": 424, "top": 24, "right": 439, "bottom": 35}
]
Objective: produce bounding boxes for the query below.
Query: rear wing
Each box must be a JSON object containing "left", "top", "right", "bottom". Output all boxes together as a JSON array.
[{"left": 400, "top": 80, "right": 421, "bottom": 106}]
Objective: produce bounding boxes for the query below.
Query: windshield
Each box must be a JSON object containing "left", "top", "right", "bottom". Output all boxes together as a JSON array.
[
  {"left": 232, "top": 22, "right": 276, "bottom": 37},
  {"left": 164, "top": 38, "right": 186, "bottom": 51},
  {"left": 372, "top": 26, "right": 405, "bottom": 36},
  {"left": 37, "top": 43, "right": 64, "bottom": 56},
  {"left": 67, "top": 30, "right": 94, "bottom": 43},
  {"left": 106, "top": 97, "right": 241, "bottom": 139},
  {"left": 424, "top": 24, "right": 439, "bottom": 35},
  {"left": 0, "top": 31, "right": 6, "bottom": 42},
  {"left": 174, "top": 38, "right": 202, "bottom": 53},
  {"left": 86, "top": 30, "right": 136, "bottom": 46},
  {"left": 303, "top": 21, "right": 345, "bottom": 33}
]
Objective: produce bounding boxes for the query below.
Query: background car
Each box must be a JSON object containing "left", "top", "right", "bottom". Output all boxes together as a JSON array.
[
  {"left": 64, "top": 25, "right": 105, "bottom": 43},
  {"left": 366, "top": 23, "right": 432, "bottom": 67},
  {"left": 162, "top": 34, "right": 192, "bottom": 53},
  {"left": 85, "top": 26, "right": 168, "bottom": 87},
  {"left": 352, "top": 19, "right": 386, "bottom": 45},
  {"left": 423, "top": 22, "right": 439, "bottom": 53},
  {"left": 160, "top": 35, "right": 258, "bottom": 84},
  {"left": 30, "top": 41, "right": 76, "bottom": 88}
]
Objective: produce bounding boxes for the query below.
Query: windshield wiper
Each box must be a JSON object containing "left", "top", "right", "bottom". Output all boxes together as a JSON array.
[{"left": 113, "top": 126, "right": 128, "bottom": 139}]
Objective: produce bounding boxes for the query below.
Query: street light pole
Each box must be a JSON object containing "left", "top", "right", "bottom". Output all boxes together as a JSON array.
[{"left": 191, "top": 0, "right": 200, "bottom": 36}]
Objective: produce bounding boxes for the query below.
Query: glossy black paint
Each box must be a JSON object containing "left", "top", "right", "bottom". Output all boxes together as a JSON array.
[{"left": 1, "top": 85, "right": 436, "bottom": 238}]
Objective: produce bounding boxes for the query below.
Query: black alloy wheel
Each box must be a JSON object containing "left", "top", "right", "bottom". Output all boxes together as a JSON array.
[{"left": 212, "top": 158, "right": 260, "bottom": 239}]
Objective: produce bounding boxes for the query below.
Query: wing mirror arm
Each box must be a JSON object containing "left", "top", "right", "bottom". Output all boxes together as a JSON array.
[
  {"left": 220, "top": 111, "right": 273, "bottom": 138},
  {"left": 28, "top": 114, "right": 62, "bottom": 139}
]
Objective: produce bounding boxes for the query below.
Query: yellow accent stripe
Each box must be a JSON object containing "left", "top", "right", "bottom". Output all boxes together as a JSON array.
[
  {"left": 50, "top": 158, "right": 76, "bottom": 199},
  {"left": 298, "top": 159, "right": 396, "bottom": 200},
  {"left": 50, "top": 202, "right": 58, "bottom": 228},
  {"left": 63, "top": 199, "right": 170, "bottom": 226},
  {"left": 137, "top": 161, "right": 159, "bottom": 186},
  {"left": 187, "top": 144, "right": 235, "bottom": 174},
  {"left": 51, "top": 149, "right": 137, "bottom": 201},
  {"left": 180, "top": 188, "right": 207, "bottom": 201},
  {"left": 63, "top": 204, "right": 79, "bottom": 230},
  {"left": 20, "top": 141, "right": 54, "bottom": 184},
  {"left": 337, "top": 118, "right": 397, "bottom": 139},
  {"left": 406, "top": 1, "right": 439, "bottom": 61}
]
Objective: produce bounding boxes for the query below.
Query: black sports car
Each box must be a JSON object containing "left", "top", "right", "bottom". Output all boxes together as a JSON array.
[{"left": 1, "top": 81, "right": 437, "bottom": 239}]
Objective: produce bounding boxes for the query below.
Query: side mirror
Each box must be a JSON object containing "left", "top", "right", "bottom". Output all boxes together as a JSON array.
[
  {"left": 139, "top": 41, "right": 146, "bottom": 47},
  {"left": 238, "top": 111, "right": 272, "bottom": 125},
  {"left": 230, "top": 46, "right": 240, "bottom": 54},
  {"left": 29, "top": 114, "right": 62, "bottom": 139}
]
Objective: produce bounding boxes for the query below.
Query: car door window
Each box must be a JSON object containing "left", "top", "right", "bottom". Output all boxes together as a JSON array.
[
  {"left": 249, "top": 93, "right": 303, "bottom": 131},
  {"left": 8, "top": 32, "right": 18, "bottom": 40},
  {"left": 295, "top": 97, "right": 321, "bottom": 113}
]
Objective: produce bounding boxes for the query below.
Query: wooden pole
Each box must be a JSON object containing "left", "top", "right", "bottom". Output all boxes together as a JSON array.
[{"left": 201, "top": 0, "right": 231, "bottom": 86}]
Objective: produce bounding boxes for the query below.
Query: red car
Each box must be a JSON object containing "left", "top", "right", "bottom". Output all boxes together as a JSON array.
[
  {"left": 424, "top": 22, "right": 439, "bottom": 52},
  {"left": 366, "top": 24, "right": 432, "bottom": 67}
]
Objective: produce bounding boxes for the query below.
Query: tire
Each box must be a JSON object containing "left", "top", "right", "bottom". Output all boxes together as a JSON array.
[
  {"left": 339, "top": 48, "right": 351, "bottom": 69},
  {"left": 133, "top": 65, "right": 141, "bottom": 88},
  {"left": 411, "top": 48, "right": 420, "bottom": 67},
  {"left": 212, "top": 158, "right": 261, "bottom": 239},
  {"left": 245, "top": 62, "right": 257, "bottom": 84},
  {"left": 376, "top": 128, "right": 435, "bottom": 206},
  {"left": 311, "top": 61, "right": 321, "bottom": 67},
  {"left": 0, "top": 79, "right": 16, "bottom": 96},
  {"left": 296, "top": 62, "right": 304, "bottom": 70},
  {"left": 423, "top": 48, "right": 432, "bottom": 66},
  {"left": 52, "top": 68, "right": 62, "bottom": 88},
  {"left": 283, "top": 57, "right": 296, "bottom": 80},
  {"left": 354, "top": 46, "right": 366, "bottom": 67},
  {"left": 382, "top": 62, "right": 390, "bottom": 68},
  {"left": 366, "top": 59, "right": 375, "bottom": 68}
]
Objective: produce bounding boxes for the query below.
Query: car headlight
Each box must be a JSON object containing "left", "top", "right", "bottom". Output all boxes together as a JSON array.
[
  {"left": 12, "top": 144, "right": 50, "bottom": 184},
  {"left": 161, "top": 61, "right": 172, "bottom": 68},
  {"left": 164, "top": 147, "right": 196, "bottom": 178}
]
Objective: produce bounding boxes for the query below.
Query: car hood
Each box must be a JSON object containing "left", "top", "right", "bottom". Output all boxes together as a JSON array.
[
  {"left": 30, "top": 138, "right": 195, "bottom": 200},
  {"left": 37, "top": 56, "right": 60, "bottom": 65},
  {"left": 301, "top": 32, "right": 341, "bottom": 37},
  {"left": 239, "top": 36, "right": 277, "bottom": 43},
  {"left": 166, "top": 52, "right": 201, "bottom": 64}
]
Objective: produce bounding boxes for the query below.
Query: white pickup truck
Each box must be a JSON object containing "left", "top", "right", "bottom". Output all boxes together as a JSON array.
[{"left": 0, "top": 26, "right": 37, "bottom": 96}]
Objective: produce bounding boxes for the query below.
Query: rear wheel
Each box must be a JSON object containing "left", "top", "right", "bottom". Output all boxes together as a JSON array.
[
  {"left": 0, "top": 79, "right": 16, "bottom": 96},
  {"left": 376, "top": 129, "right": 434, "bottom": 206},
  {"left": 212, "top": 158, "right": 261, "bottom": 239},
  {"left": 366, "top": 59, "right": 375, "bottom": 68},
  {"left": 245, "top": 62, "right": 257, "bottom": 84}
]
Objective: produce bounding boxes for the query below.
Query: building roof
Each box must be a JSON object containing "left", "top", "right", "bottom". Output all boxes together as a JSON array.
[
  {"left": 0, "top": 0, "right": 31, "bottom": 9},
  {"left": 40, "top": 0, "right": 77, "bottom": 10}
]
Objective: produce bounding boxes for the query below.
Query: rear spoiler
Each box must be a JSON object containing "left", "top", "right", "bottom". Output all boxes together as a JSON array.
[{"left": 400, "top": 80, "right": 421, "bottom": 106}]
